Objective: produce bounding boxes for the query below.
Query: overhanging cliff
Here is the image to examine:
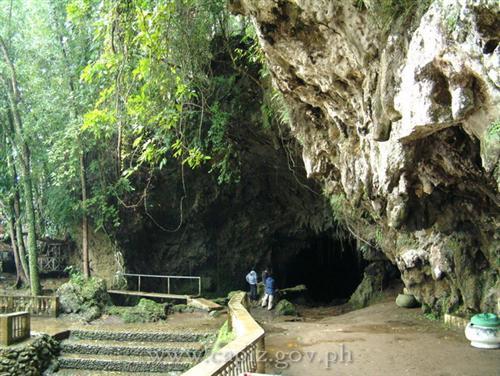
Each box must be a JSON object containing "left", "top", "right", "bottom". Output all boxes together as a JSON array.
[{"left": 230, "top": 0, "right": 499, "bottom": 314}]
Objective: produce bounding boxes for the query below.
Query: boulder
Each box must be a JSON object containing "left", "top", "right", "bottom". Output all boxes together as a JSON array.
[
  {"left": 57, "top": 275, "right": 110, "bottom": 321},
  {"left": 275, "top": 299, "right": 298, "bottom": 316},
  {"left": 396, "top": 293, "right": 420, "bottom": 308}
]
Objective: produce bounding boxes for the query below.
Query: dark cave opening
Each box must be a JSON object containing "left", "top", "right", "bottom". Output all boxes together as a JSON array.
[{"left": 272, "top": 234, "right": 365, "bottom": 304}]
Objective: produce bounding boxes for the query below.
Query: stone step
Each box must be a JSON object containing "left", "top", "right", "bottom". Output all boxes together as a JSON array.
[
  {"left": 69, "top": 329, "right": 212, "bottom": 343},
  {"left": 58, "top": 353, "right": 192, "bottom": 373},
  {"left": 55, "top": 369, "right": 174, "bottom": 376},
  {"left": 187, "top": 297, "right": 224, "bottom": 312},
  {"left": 61, "top": 339, "right": 206, "bottom": 358}
]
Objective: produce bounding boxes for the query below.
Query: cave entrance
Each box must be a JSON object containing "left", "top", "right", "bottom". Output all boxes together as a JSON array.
[{"left": 273, "top": 233, "right": 363, "bottom": 304}]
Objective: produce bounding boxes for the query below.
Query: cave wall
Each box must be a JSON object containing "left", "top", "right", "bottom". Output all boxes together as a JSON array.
[
  {"left": 116, "top": 127, "right": 339, "bottom": 293},
  {"left": 113, "top": 57, "right": 344, "bottom": 295},
  {"left": 229, "top": 0, "right": 499, "bottom": 314}
]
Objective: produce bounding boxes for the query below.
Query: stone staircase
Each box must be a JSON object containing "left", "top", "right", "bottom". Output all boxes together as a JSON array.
[{"left": 55, "top": 329, "right": 212, "bottom": 375}]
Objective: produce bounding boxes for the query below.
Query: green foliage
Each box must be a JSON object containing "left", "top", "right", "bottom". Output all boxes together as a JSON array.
[
  {"left": 396, "top": 233, "right": 419, "bottom": 249},
  {"left": 330, "top": 193, "right": 349, "bottom": 222},
  {"left": 66, "top": 265, "right": 85, "bottom": 285},
  {"left": 261, "top": 89, "right": 292, "bottom": 130},
  {"left": 424, "top": 312, "right": 440, "bottom": 321},
  {"left": 212, "top": 320, "right": 235, "bottom": 353},
  {"left": 446, "top": 237, "right": 461, "bottom": 253},
  {"left": 275, "top": 299, "right": 297, "bottom": 316},
  {"left": 486, "top": 119, "right": 500, "bottom": 140},
  {"left": 0, "top": 0, "right": 280, "bottom": 252},
  {"left": 445, "top": 6, "right": 460, "bottom": 33},
  {"left": 57, "top": 269, "right": 110, "bottom": 321}
]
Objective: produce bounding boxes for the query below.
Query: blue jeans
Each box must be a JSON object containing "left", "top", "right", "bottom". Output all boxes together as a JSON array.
[{"left": 249, "top": 284, "right": 258, "bottom": 301}]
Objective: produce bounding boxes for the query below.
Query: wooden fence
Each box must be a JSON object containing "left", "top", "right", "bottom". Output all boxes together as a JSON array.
[
  {"left": 0, "top": 295, "right": 59, "bottom": 318},
  {"left": 0, "top": 311, "right": 30, "bottom": 346}
]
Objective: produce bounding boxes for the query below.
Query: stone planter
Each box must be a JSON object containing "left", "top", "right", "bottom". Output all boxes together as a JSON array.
[
  {"left": 464, "top": 314, "right": 499, "bottom": 349},
  {"left": 396, "top": 293, "right": 419, "bottom": 308}
]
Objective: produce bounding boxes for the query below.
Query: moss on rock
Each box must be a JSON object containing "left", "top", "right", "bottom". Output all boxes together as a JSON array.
[
  {"left": 57, "top": 269, "right": 110, "bottom": 322},
  {"left": 107, "top": 298, "right": 167, "bottom": 323},
  {"left": 211, "top": 320, "right": 235, "bottom": 353},
  {"left": 275, "top": 299, "right": 297, "bottom": 316}
]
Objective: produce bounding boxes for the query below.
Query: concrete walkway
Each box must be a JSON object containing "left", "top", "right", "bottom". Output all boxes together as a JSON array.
[{"left": 253, "top": 301, "right": 499, "bottom": 376}]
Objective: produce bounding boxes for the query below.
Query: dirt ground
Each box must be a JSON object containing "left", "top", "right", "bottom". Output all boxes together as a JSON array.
[{"left": 251, "top": 300, "right": 499, "bottom": 376}]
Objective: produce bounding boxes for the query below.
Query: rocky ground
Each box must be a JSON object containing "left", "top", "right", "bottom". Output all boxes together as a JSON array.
[{"left": 251, "top": 297, "right": 499, "bottom": 376}]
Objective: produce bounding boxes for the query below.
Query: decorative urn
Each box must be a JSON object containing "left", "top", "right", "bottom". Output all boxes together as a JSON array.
[{"left": 464, "top": 313, "right": 499, "bottom": 349}]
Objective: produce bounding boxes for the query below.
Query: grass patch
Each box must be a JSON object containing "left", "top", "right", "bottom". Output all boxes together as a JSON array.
[{"left": 424, "top": 312, "right": 440, "bottom": 321}]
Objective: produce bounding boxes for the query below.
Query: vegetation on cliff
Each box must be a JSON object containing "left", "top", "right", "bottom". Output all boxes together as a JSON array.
[{"left": 0, "top": 0, "right": 281, "bottom": 289}]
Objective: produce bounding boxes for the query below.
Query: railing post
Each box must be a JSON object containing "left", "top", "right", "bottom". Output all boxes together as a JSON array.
[
  {"left": 0, "top": 315, "right": 8, "bottom": 346},
  {"left": 51, "top": 297, "right": 59, "bottom": 318},
  {"left": 198, "top": 277, "right": 201, "bottom": 296},
  {"left": 167, "top": 277, "right": 170, "bottom": 295},
  {"left": 24, "top": 313, "right": 31, "bottom": 339},
  {"left": 256, "top": 336, "right": 266, "bottom": 373},
  {"left": 138, "top": 276, "right": 141, "bottom": 292}
]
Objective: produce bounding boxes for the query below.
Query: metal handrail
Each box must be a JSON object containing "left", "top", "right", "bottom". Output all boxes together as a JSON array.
[{"left": 119, "top": 273, "right": 201, "bottom": 296}]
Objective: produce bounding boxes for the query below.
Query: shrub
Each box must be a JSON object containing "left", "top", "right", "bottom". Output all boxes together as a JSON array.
[{"left": 57, "top": 268, "right": 110, "bottom": 322}]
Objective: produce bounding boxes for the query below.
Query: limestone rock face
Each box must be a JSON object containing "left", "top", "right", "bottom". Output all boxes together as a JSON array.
[{"left": 231, "top": 0, "right": 499, "bottom": 314}]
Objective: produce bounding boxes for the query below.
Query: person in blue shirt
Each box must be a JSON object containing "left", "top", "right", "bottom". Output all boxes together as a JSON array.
[
  {"left": 246, "top": 268, "right": 258, "bottom": 301},
  {"left": 261, "top": 271, "right": 276, "bottom": 310}
]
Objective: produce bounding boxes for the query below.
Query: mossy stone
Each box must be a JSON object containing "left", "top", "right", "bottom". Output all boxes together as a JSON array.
[
  {"left": 275, "top": 299, "right": 297, "bottom": 316},
  {"left": 396, "top": 293, "right": 419, "bottom": 308}
]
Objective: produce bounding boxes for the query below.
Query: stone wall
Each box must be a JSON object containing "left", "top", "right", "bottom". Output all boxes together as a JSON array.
[
  {"left": 0, "top": 334, "right": 60, "bottom": 376},
  {"left": 69, "top": 227, "right": 125, "bottom": 288}
]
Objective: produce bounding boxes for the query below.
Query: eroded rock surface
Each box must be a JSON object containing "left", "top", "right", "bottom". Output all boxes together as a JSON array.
[{"left": 231, "top": 0, "right": 499, "bottom": 314}]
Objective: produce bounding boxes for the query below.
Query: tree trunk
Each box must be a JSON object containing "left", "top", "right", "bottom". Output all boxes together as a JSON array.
[
  {"left": 13, "top": 191, "right": 29, "bottom": 280},
  {"left": 80, "top": 152, "right": 90, "bottom": 279},
  {"left": 6, "top": 145, "right": 30, "bottom": 282},
  {"left": 0, "top": 35, "right": 41, "bottom": 296},
  {"left": 19, "top": 150, "right": 40, "bottom": 295},
  {"left": 7, "top": 202, "right": 27, "bottom": 287}
]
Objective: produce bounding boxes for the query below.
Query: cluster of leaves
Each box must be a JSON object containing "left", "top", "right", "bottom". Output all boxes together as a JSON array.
[
  {"left": 74, "top": 0, "right": 249, "bottom": 180},
  {"left": 1, "top": 0, "right": 276, "bottom": 249}
]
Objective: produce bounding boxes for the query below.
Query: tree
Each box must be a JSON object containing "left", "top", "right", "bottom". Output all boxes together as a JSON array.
[
  {"left": 0, "top": 114, "right": 28, "bottom": 286},
  {"left": 0, "top": 35, "right": 41, "bottom": 295}
]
